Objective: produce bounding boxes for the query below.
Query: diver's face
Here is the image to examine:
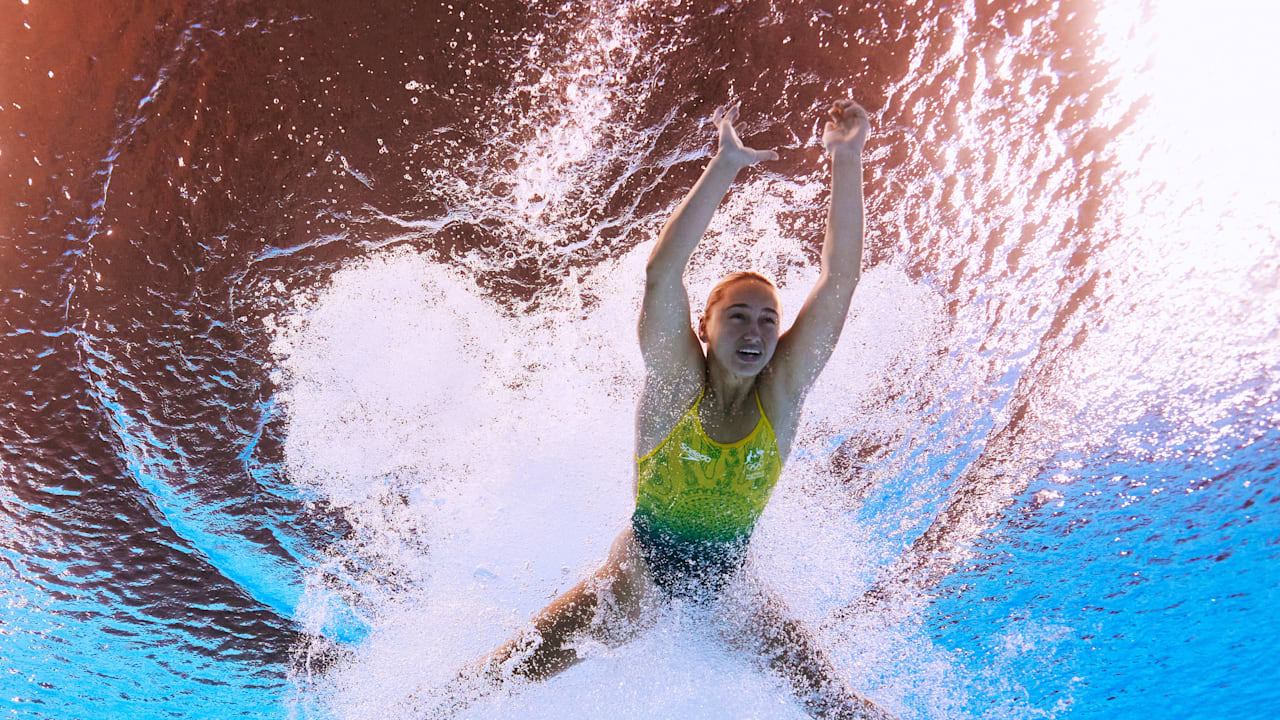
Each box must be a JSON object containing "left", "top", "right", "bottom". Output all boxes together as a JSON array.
[{"left": 699, "top": 280, "right": 781, "bottom": 376}]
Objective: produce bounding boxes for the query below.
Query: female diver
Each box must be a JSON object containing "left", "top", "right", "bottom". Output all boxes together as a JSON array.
[{"left": 429, "top": 98, "right": 896, "bottom": 720}]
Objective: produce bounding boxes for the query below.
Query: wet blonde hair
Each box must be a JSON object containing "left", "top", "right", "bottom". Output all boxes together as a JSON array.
[{"left": 703, "top": 271, "right": 780, "bottom": 317}]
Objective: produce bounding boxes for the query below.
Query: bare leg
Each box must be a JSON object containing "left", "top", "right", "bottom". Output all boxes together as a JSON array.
[
  {"left": 483, "top": 526, "right": 653, "bottom": 679},
  {"left": 418, "top": 527, "right": 654, "bottom": 717},
  {"left": 721, "top": 580, "right": 898, "bottom": 720}
]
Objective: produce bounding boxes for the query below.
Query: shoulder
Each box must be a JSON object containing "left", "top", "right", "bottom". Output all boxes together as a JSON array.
[{"left": 635, "top": 361, "right": 704, "bottom": 459}]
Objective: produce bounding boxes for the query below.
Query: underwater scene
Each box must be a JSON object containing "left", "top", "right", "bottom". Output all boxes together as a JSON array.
[{"left": 1, "top": 0, "right": 1277, "bottom": 718}]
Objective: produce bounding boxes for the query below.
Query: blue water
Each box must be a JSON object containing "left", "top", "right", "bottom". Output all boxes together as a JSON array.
[
  {"left": 929, "top": 432, "right": 1280, "bottom": 718},
  {"left": 3, "top": 0, "right": 1278, "bottom": 717},
  {"left": 7, "top": 432, "right": 1273, "bottom": 718}
]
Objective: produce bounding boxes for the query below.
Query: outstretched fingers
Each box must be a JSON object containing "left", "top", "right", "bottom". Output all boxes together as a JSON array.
[
  {"left": 711, "top": 101, "right": 778, "bottom": 167},
  {"left": 712, "top": 102, "right": 742, "bottom": 136}
]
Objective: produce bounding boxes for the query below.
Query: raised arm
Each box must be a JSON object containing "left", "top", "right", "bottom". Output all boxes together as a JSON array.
[
  {"left": 771, "top": 99, "right": 870, "bottom": 397},
  {"left": 638, "top": 104, "right": 778, "bottom": 376}
]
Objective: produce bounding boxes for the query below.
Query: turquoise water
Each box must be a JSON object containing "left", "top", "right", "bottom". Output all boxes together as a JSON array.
[
  {"left": 2, "top": 0, "right": 1277, "bottom": 717},
  {"left": 930, "top": 438, "right": 1280, "bottom": 717}
]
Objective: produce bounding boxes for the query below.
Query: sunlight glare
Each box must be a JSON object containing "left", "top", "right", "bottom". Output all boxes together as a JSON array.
[{"left": 1096, "top": 0, "right": 1280, "bottom": 273}]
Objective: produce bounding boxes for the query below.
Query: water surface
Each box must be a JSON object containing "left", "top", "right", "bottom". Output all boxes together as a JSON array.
[{"left": 1, "top": 0, "right": 1277, "bottom": 718}]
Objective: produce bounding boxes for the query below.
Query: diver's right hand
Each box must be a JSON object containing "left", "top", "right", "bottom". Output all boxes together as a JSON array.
[
  {"left": 712, "top": 102, "right": 779, "bottom": 169},
  {"left": 821, "top": 98, "right": 870, "bottom": 158}
]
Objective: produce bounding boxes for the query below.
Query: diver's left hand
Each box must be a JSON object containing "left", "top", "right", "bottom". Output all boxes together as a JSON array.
[{"left": 822, "top": 99, "right": 870, "bottom": 157}]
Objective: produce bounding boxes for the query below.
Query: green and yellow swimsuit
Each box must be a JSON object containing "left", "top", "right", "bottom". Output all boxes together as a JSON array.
[{"left": 631, "top": 387, "right": 783, "bottom": 594}]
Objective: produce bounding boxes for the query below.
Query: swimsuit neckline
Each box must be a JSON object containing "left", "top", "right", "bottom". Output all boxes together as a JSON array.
[{"left": 691, "top": 386, "right": 771, "bottom": 449}]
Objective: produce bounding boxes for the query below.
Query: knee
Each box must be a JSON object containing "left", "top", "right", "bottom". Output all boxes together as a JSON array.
[{"left": 492, "top": 628, "right": 576, "bottom": 682}]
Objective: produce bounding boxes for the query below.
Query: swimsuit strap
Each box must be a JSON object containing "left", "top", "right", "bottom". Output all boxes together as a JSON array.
[{"left": 690, "top": 386, "right": 707, "bottom": 415}]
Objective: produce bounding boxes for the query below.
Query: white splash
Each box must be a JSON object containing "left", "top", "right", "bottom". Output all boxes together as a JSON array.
[{"left": 270, "top": 243, "right": 953, "bottom": 718}]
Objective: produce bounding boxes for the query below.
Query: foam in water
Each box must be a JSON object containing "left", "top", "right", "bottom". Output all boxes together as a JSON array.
[
  {"left": 261, "top": 1, "right": 974, "bottom": 712},
  {"left": 269, "top": 242, "right": 963, "bottom": 717}
]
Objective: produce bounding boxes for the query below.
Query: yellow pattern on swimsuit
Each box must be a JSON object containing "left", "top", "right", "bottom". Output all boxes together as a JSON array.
[{"left": 634, "top": 387, "right": 783, "bottom": 545}]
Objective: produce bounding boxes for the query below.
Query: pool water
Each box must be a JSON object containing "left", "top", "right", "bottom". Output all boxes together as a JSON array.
[{"left": 1, "top": 0, "right": 1277, "bottom": 718}]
